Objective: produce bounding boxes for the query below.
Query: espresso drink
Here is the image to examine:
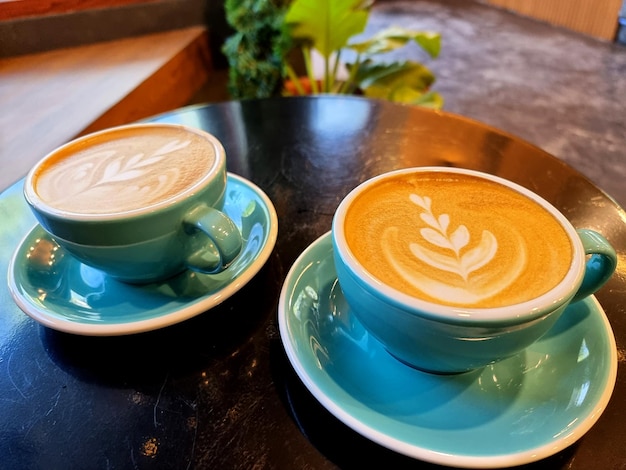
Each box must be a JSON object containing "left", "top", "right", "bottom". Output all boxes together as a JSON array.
[
  {"left": 344, "top": 172, "right": 573, "bottom": 308},
  {"left": 34, "top": 126, "right": 216, "bottom": 215}
]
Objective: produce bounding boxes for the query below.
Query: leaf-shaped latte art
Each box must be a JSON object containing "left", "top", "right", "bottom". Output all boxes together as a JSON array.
[
  {"left": 103, "top": 159, "right": 123, "bottom": 180},
  {"left": 153, "top": 139, "right": 192, "bottom": 156},
  {"left": 420, "top": 227, "right": 454, "bottom": 250},
  {"left": 419, "top": 212, "right": 438, "bottom": 228},
  {"left": 410, "top": 194, "right": 431, "bottom": 211},
  {"left": 383, "top": 226, "right": 526, "bottom": 306},
  {"left": 459, "top": 231, "right": 498, "bottom": 278},
  {"left": 409, "top": 242, "right": 468, "bottom": 276},
  {"left": 449, "top": 225, "right": 470, "bottom": 253},
  {"left": 438, "top": 214, "right": 449, "bottom": 233},
  {"left": 408, "top": 193, "right": 498, "bottom": 281},
  {"left": 410, "top": 230, "right": 497, "bottom": 280},
  {"left": 38, "top": 136, "right": 202, "bottom": 214}
]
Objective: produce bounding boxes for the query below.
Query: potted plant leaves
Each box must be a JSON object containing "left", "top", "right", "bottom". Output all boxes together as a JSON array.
[
  {"left": 221, "top": 0, "right": 292, "bottom": 99},
  {"left": 222, "top": 0, "right": 443, "bottom": 108},
  {"left": 283, "top": 0, "right": 443, "bottom": 108}
]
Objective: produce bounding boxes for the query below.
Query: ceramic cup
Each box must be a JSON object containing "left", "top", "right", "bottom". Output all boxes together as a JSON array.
[
  {"left": 332, "top": 167, "right": 617, "bottom": 373},
  {"left": 24, "top": 123, "right": 242, "bottom": 284}
]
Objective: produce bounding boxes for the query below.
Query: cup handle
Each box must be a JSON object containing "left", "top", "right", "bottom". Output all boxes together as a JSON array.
[
  {"left": 182, "top": 204, "right": 243, "bottom": 274},
  {"left": 572, "top": 229, "right": 617, "bottom": 302}
]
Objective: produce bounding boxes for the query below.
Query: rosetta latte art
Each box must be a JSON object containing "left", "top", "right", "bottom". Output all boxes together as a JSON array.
[
  {"left": 382, "top": 193, "right": 527, "bottom": 305},
  {"left": 37, "top": 138, "right": 203, "bottom": 214}
]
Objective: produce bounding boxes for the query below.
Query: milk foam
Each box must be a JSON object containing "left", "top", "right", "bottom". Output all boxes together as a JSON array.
[
  {"left": 35, "top": 127, "right": 215, "bottom": 214},
  {"left": 344, "top": 173, "right": 572, "bottom": 308},
  {"left": 379, "top": 192, "right": 528, "bottom": 304}
]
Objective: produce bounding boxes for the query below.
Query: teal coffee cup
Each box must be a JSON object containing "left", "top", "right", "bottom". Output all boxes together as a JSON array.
[
  {"left": 332, "top": 167, "right": 617, "bottom": 373},
  {"left": 24, "top": 123, "right": 242, "bottom": 284}
]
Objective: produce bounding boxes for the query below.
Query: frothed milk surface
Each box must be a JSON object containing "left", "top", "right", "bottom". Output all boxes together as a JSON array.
[
  {"left": 34, "top": 126, "right": 216, "bottom": 214},
  {"left": 344, "top": 172, "right": 573, "bottom": 308}
]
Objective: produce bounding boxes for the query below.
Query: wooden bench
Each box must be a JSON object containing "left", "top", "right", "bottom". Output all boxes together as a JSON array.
[{"left": 0, "top": 26, "right": 213, "bottom": 190}]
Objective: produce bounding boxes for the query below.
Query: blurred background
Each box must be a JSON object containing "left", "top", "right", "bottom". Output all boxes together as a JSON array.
[{"left": 1, "top": 0, "right": 625, "bottom": 206}]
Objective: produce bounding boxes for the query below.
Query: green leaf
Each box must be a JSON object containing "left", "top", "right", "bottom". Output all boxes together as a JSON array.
[
  {"left": 368, "top": 84, "right": 443, "bottom": 108},
  {"left": 348, "top": 26, "right": 441, "bottom": 58},
  {"left": 409, "top": 91, "right": 444, "bottom": 108},
  {"left": 353, "top": 60, "right": 436, "bottom": 91},
  {"left": 356, "top": 60, "right": 442, "bottom": 108},
  {"left": 285, "top": 0, "right": 371, "bottom": 58},
  {"left": 222, "top": 0, "right": 291, "bottom": 99}
]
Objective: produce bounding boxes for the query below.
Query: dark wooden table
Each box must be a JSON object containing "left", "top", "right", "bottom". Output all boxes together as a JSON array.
[{"left": 1, "top": 96, "right": 624, "bottom": 469}]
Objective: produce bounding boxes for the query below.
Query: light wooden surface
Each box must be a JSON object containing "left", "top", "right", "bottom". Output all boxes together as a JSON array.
[
  {"left": 0, "top": 26, "right": 212, "bottom": 191},
  {"left": 485, "top": 0, "right": 622, "bottom": 41}
]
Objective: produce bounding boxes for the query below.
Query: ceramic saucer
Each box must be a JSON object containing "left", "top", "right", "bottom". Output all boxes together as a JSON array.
[
  {"left": 278, "top": 232, "right": 617, "bottom": 469},
  {"left": 8, "top": 173, "right": 278, "bottom": 336}
]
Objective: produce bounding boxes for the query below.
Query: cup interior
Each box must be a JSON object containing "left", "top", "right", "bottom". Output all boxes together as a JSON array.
[
  {"left": 332, "top": 167, "right": 585, "bottom": 324},
  {"left": 24, "top": 123, "right": 226, "bottom": 221}
]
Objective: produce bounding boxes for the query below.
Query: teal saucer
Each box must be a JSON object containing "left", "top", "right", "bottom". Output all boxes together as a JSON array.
[
  {"left": 278, "top": 232, "right": 617, "bottom": 469},
  {"left": 8, "top": 173, "right": 278, "bottom": 336}
]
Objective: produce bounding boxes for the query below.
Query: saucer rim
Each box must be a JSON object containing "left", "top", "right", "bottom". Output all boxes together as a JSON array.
[
  {"left": 278, "top": 231, "right": 618, "bottom": 469},
  {"left": 7, "top": 173, "right": 278, "bottom": 336}
]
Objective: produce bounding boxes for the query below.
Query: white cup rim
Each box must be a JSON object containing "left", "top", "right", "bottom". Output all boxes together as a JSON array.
[
  {"left": 23, "top": 123, "right": 226, "bottom": 221},
  {"left": 332, "top": 166, "right": 586, "bottom": 324}
]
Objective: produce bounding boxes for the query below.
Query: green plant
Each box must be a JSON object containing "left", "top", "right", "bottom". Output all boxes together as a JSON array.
[
  {"left": 284, "top": 0, "right": 443, "bottom": 108},
  {"left": 222, "top": 0, "right": 292, "bottom": 99}
]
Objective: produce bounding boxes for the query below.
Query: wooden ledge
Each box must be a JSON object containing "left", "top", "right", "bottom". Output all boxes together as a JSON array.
[{"left": 0, "top": 26, "right": 212, "bottom": 191}]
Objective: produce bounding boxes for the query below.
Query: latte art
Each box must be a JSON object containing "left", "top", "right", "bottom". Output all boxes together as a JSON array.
[
  {"left": 408, "top": 193, "right": 499, "bottom": 282},
  {"left": 344, "top": 172, "right": 572, "bottom": 308},
  {"left": 381, "top": 194, "right": 527, "bottom": 305},
  {"left": 34, "top": 127, "right": 216, "bottom": 214}
]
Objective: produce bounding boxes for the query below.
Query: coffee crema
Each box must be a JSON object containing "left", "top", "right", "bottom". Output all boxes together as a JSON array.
[
  {"left": 343, "top": 172, "right": 573, "bottom": 308},
  {"left": 34, "top": 126, "right": 216, "bottom": 215}
]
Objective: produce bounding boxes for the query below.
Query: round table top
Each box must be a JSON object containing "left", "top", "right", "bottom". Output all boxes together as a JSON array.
[{"left": 1, "top": 96, "right": 624, "bottom": 469}]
